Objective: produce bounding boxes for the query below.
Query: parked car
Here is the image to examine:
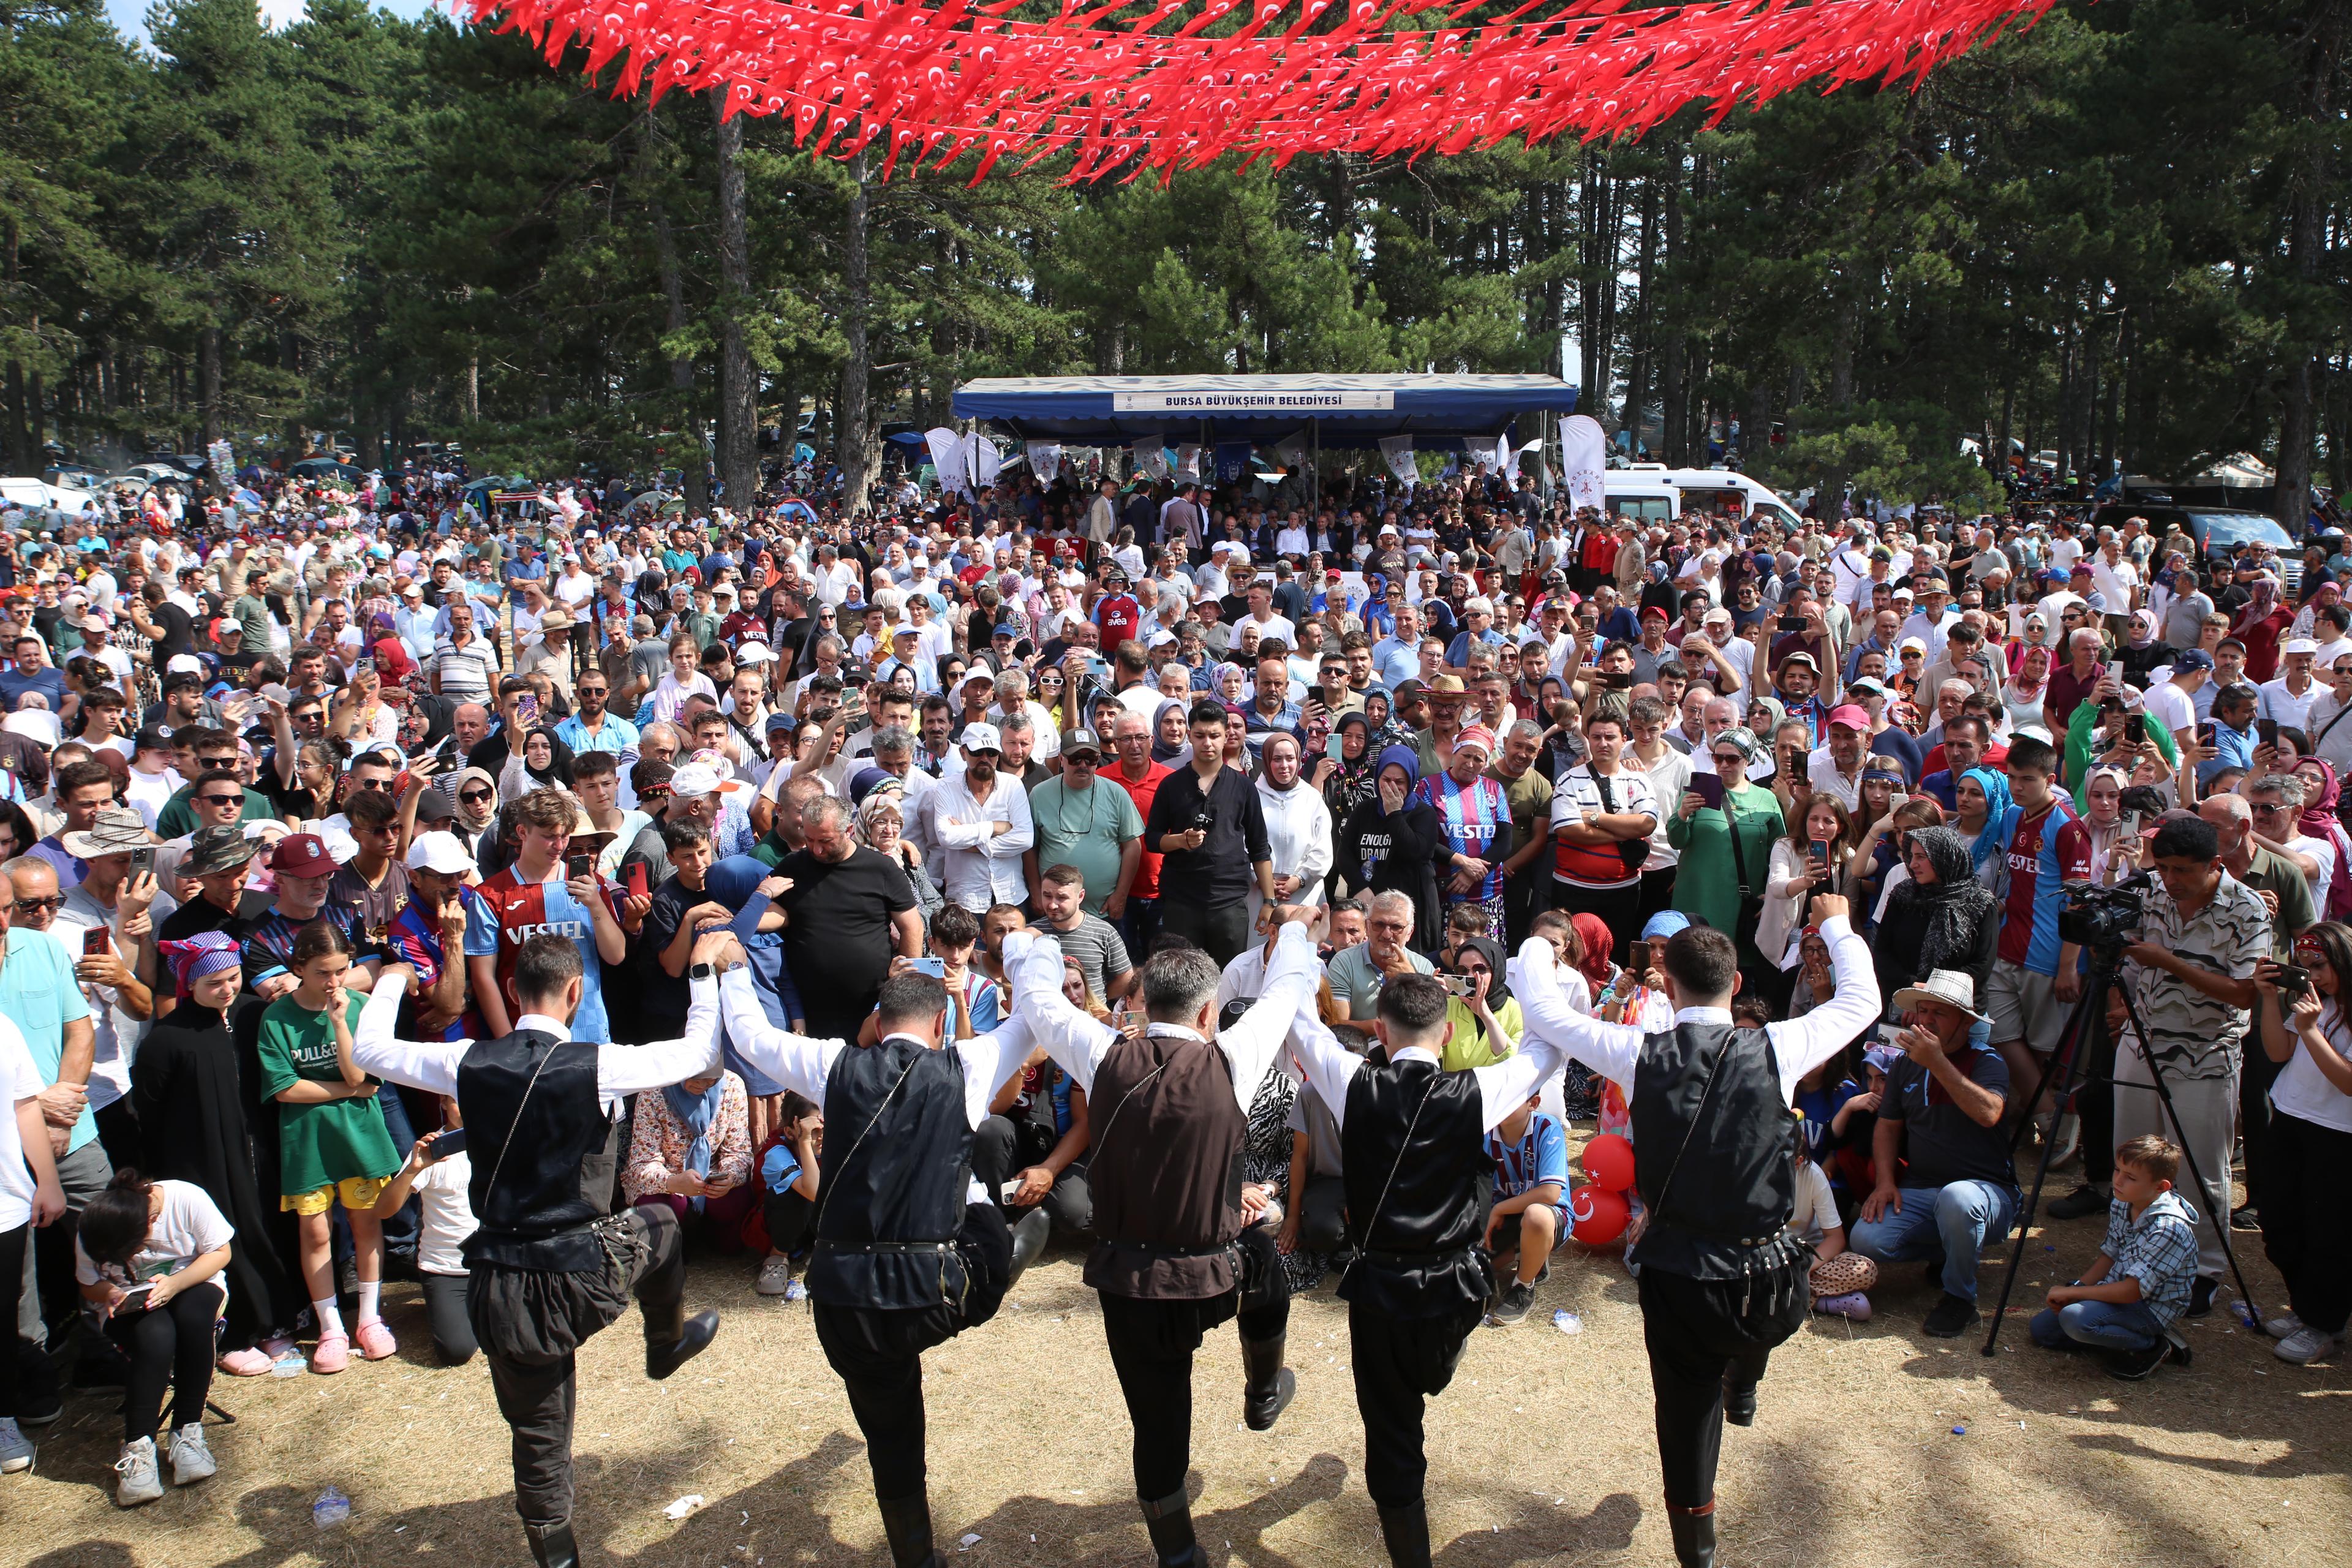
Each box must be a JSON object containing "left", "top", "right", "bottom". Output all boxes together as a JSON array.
[{"left": 2091, "top": 500, "right": 2302, "bottom": 594}]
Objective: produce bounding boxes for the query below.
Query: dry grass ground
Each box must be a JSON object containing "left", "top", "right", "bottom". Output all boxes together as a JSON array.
[{"left": 2, "top": 1205, "right": 2346, "bottom": 1567}]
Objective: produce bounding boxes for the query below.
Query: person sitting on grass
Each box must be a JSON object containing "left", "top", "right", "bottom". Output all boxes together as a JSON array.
[
  {"left": 1789, "top": 1123, "right": 1875, "bottom": 1321},
  {"left": 623, "top": 1065, "right": 756, "bottom": 1250},
  {"left": 1481, "top": 1090, "right": 1568, "bottom": 1326},
  {"left": 752, "top": 1092, "right": 823, "bottom": 1297},
  {"left": 258, "top": 922, "right": 399, "bottom": 1373},
  {"left": 369, "top": 1098, "right": 477, "bottom": 1365},
  {"left": 2030, "top": 1134, "right": 2201, "bottom": 1380},
  {"left": 73, "top": 1169, "right": 233, "bottom": 1507}
]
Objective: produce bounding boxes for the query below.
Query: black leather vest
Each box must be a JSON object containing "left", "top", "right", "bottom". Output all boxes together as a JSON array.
[
  {"left": 1630, "top": 1020, "right": 1806, "bottom": 1280},
  {"left": 1338, "top": 1055, "right": 1492, "bottom": 1317},
  {"left": 809, "top": 1037, "right": 974, "bottom": 1311},
  {"left": 1085, "top": 1029, "right": 1248, "bottom": 1301},
  {"left": 456, "top": 1031, "right": 617, "bottom": 1273}
]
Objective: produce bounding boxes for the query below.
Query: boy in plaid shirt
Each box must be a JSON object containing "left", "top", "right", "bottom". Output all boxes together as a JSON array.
[{"left": 2030, "top": 1134, "right": 2201, "bottom": 1379}]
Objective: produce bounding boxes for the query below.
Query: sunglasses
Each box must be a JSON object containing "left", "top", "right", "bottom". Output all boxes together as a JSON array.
[
  {"left": 352, "top": 777, "right": 393, "bottom": 790},
  {"left": 12, "top": 895, "right": 65, "bottom": 914},
  {"left": 459, "top": 788, "right": 494, "bottom": 803},
  {"left": 197, "top": 793, "right": 242, "bottom": 805}
]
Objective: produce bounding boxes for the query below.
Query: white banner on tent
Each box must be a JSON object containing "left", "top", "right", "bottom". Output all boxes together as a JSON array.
[
  {"left": 924, "top": 427, "right": 968, "bottom": 495},
  {"left": 1271, "top": 430, "right": 1310, "bottom": 469},
  {"left": 1113, "top": 388, "right": 1392, "bottom": 413},
  {"left": 1559, "top": 414, "right": 1608, "bottom": 513},
  {"left": 1379, "top": 435, "right": 1417, "bottom": 488},
  {"left": 1134, "top": 441, "right": 1168, "bottom": 481},
  {"left": 1175, "top": 443, "right": 1202, "bottom": 482},
  {"left": 1025, "top": 441, "right": 1062, "bottom": 484},
  {"left": 973, "top": 435, "right": 1003, "bottom": 488}
]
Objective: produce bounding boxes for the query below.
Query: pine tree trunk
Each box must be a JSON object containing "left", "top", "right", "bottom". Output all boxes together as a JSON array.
[
  {"left": 646, "top": 112, "right": 708, "bottom": 514},
  {"left": 835, "top": 149, "right": 877, "bottom": 516},
  {"left": 200, "top": 323, "right": 223, "bottom": 446},
  {"left": 714, "top": 97, "right": 758, "bottom": 508},
  {"left": 2277, "top": 2, "right": 2346, "bottom": 531}
]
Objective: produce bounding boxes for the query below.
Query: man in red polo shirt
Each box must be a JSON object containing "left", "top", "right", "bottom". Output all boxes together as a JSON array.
[{"left": 1105, "top": 708, "right": 1169, "bottom": 956}]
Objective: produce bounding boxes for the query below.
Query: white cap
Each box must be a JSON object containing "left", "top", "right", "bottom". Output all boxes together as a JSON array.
[
  {"left": 405, "top": 830, "right": 477, "bottom": 876},
  {"left": 166, "top": 654, "right": 205, "bottom": 675},
  {"left": 670, "top": 762, "right": 722, "bottom": 798},
  {"left": 2283, "top": 638, "right": 2321, "bottom": 656},
  {"left": 733, "top": 639, "right": 775, "bottom": 665},
  {"left": 960, "top": 722, "right": 1003, "bottom": 754}
]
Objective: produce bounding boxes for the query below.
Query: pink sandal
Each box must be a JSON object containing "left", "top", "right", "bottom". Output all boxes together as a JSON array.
[
  {"left": 354, "top": 1320, "right": 398, "bottom": 1361},
  {"left": 311, "top": 1331, "right": 350, "bottom": 1374},
  {"left": 218, "top": 1347, "right": 275, "bottom": 1378}
]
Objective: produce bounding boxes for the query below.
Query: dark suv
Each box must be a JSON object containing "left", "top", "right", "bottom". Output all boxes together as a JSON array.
[{"left": 2091, "top": 501, "right": 2302, "bottom": 594}]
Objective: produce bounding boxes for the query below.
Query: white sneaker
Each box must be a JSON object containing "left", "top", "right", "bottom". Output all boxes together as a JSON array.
[
  {"left": 2274, "top": 1327, "right": 2345, "bottom": 1365},
  {"left": 115, "top": 1437, "right": 164, "bottom": 1507},
  {"left": 0, "top": 1417, "right": 32, "bottom": 1474},
  {"left": 2263, "top": 1310, "right": 2307, "bottom": 1340},
  {"left": 167, "top": 1423, "right": 216, "bottom": 1486}
]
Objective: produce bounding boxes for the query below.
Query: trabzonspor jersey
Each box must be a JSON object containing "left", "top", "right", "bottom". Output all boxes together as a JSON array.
[
  {"left": 1414, "top": 771, "right": 1509, "bottom": 902},
  {"left": 463, "top": 867, "right": 624, "bottom": 1043},
  {"left": 1998, "top": 802, "right": 2094, "bottom": 973}
]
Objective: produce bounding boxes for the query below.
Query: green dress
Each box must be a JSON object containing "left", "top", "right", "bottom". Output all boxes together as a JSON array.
[
  {"left": 256, "top": 993, "right": 399, "bottom": 1199},
  {"left": 1664, "top": 782, "right": 1786, "bottom": 946}
]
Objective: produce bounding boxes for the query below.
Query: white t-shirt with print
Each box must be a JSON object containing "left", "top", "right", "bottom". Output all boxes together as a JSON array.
[{"left": 73, "top": 1178, "right": 235, "bottom": 1305}]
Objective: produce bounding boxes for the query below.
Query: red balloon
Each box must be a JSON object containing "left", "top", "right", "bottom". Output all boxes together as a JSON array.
[
  {"left": 1581, "top": 1133, "right": 1635, "bottom": 1193},
  {"left": 1570, "top": 1185, "right": 1630, "bottom": 1247}
]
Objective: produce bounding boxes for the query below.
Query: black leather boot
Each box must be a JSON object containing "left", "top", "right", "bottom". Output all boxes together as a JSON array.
[
  {"left": 1722, "top": 1368, "right": 1758, "bottom": 1427},
  {"left": 1239, "top": 1331, "right": 1297, "bottom": 1431},
  {"left": 1139, "top": 1486, "right": 1202, "bottom": 1567},
  {"left": 526, "top": 1519, "right": 580, "bottom": 1568},
  {"left": 643, "top": 1298, "right": 721, "bottom": 1381},
  {"left": 1668, "top": 1502, "right": 1717, "bottom": 1568},
  {"left": 877, "top": 1490, "right": 941, "bottom": 1568},
  {"left": 1007, "top": 1208, "right": 1050, "bottom": 1287},
  {"left": 1375, "top": 1501, "right": 1431, "bottom": 1567}
]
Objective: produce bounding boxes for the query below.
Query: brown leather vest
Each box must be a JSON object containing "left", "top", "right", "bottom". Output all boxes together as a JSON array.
[{"left": 1084, "top": 1027, "right": 1246, "bottom": 1300}]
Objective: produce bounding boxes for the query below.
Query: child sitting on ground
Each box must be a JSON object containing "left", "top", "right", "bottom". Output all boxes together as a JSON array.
[
  {"left": 369, "top": 1098, "right": 477, "bottom": 1365},
  {"left": 1482, "top": 1091, "right": 1569, "bottom": 1327},
  {"left": 2031, "top": 1134, "right": 2199, "bottom": 1379},
  {"left": 752, "top": 1093, "right": 823, "bottom": 1297},
  {"left": 1789, "top": 1117, "right": 1875, "bottom": 1319}
]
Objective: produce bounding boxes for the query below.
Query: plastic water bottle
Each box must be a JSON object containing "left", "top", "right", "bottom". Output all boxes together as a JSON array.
[
  {"left": 270, "top": 1351, "right": 305, "bottom": 1379},
  {"left": 783, "top": 1279, "right": 807, "bottom": 1303},
  {"left": 313, "top": 1487, "right": 352, "bottom": 1528},
  {"left": 1552, "top": 1310, "right": 1583, "bottom": 1336}
]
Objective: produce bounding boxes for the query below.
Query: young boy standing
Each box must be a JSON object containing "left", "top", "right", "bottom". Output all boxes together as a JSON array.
[
  {"left": 1482, "top": 1091, "right": 1569, "bottom": 1325},
  {"left": 2031, "top": 1134, "right": 2200, "bottom": 1379}
]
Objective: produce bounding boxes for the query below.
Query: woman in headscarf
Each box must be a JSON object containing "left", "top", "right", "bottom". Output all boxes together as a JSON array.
[
  {"left": 2000, "top": 641, "right": 2054, "bottom": 735},
  {"left": 1435, "top": 935, "right": 1523, "bottom": 1071},
  {"left": 697, "top": 854, "right": 804, "bottom": 1147},
  {"left": 2079, "top": 766, "right": 2140, "bottom": 886},
  {"left": 2294, "top": 756, "right": 2352, "bottom": 920},
  {"left": 2117, "top": 608, "right": 2169, "bottom": 687},
  {"left": 2237, "top": 574, "right": 2293, "bottom": 682},
  {"left": 1363, "top": 686, "right": 1413, "bottom": 757},
  {"left": 1314, "top": 711, "right": 1382, "bottom": 827},
  {"left": 1248, "top": 733, "right": 1333, "bottom": 928},
  {"left": 1958, "top": 763, "right": 2019, "bottom": 887},
  {"left": 1333, "top": 745, "right": 1447, "bottom": 951},
  {"left": 131, "top": 932, "right": 300, "bottom": 1369},
  {"left": 1871, "top": 824, "right": 2000, "bottom": 1021},
  {"left": 1150, "top": 699, "right": 1192, "bottom": 766},
  {"left": 1211, "top": 662, "right": 1248, "bottom": 709},
  {"left": 855, "top": 786, "right": 943, "bottom": 930},
  {"left": 496, "top": 725, "right": 576, "bottom": 801}
]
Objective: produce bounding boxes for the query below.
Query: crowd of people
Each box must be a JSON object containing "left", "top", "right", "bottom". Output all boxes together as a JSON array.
[{"left": 0, "top": 454, "right": 2346, "bottom": 1568}]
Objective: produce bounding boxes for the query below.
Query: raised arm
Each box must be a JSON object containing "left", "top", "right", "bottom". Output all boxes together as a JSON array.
[
  {"left": 1761, "top": 898, "right": 1877, "bottom": 1089},
  {"left": 603, "top": 972, "right": 725, "bottom": 1096},
  {"left": 1283, "top": 998, "right": 1368, "bottom": 1131},
  {"left": 1508, "top": 935, "right": 1642, "bottom": 1087},
  {"left": 1468, "top": 1034, "right": 1565, "bottom": 1133},
  {"left": 706, "top": 935, "right": 840, "bottom": 1100},
  {"left": 352, "top": 964, "right": 468, "bottom": 1095},
  {"left": 1214, "top": 911, "right": 1323, "bottom": 1109},
  {"left": 1003, "top": 925, "right": 1117, "bottom": 1094}
]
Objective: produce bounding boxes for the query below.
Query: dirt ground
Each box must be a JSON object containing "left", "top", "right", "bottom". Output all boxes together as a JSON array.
[{"left": 3, "top": 1196, "right": 2347, "bottom": 1568}]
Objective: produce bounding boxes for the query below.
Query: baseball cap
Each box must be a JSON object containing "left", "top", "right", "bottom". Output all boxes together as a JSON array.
[
  {"left": 1062, "top": 727, "right": 1103, "bottom": 758},
  {"left": 993, "top": 622, "right": 1019, "bottom": 639},
  {"left": 960, "top": 722, "right": 1003, "bottom": 755},
  {"left": 2173, "top": 648, "right": 2215, "bottom": 671},
  {"left": 405, "top": 831, "right": 477, "bottom": 876},
  {"left": 166, "top": 653, "right": 205, "bottom": 676},
  {"left": 733, "top": 640, "right": 775, "bottom": 665},
  {"left": 268, "top": 833, "right": 335, "bottom": 878},
  {"left": 1826, "top": 704, "right": 1871, "bottom": 731},
  {"left": 132, "top": 725, "right": 172, "bottom": 755},
  {"left": 764, "top": 711, "right": 796, "bottom": 733},
  {"left": 670, "top": 761, "right": 721, "bottom": 798}
]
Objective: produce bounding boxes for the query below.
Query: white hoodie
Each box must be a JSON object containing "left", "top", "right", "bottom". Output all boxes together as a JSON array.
[{"left": 1248, "top": 771, "right": 1334, "bottom": 929}]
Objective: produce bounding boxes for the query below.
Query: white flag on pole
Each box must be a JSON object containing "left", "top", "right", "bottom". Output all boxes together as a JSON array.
[{"left": 1559, "top": 415, "right": 1608, "bottom": 513}]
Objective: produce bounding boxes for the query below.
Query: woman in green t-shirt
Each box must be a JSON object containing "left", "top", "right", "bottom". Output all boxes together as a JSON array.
[
  {"left": 1664, "top": 725, "right": 1787, "bottom": 966},
  {"left": 257, "top": 923, "right": 399, "bottom": 1373}
]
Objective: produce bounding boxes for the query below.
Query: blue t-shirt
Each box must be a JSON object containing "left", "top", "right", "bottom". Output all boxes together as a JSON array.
[
  {"left": 0, "top": 667, "right": 66, "bottom": 715},
  {"left": 0, "top": 927, "right": 96, "bottom": 1153},
  {"left": 761, "top": 1141, "right": 802, "bottom": 1195}
]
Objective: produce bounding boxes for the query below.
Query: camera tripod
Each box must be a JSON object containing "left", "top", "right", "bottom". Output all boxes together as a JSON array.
[{"left": 1979, "top": 941, "right": 2264, "bottom": 1355}]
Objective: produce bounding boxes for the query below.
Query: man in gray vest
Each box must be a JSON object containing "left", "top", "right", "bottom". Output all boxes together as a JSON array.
[
  {"left": 1002, "top": 907, "right": 1321, "bottom": 1568},
  {"left": 1512, "top": 895, "right": 1880, "bottom": 1568},
  {"left": 355, "top": 938, "right": 726, "bottom": 1568},
  {"left": 708, "top": 933, "right": 1047, "bottom": 1568}
]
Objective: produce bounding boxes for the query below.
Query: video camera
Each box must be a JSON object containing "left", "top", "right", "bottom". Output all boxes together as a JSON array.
[{"left": 2057, "top": 873, "right": 2152, "bottom": 956}]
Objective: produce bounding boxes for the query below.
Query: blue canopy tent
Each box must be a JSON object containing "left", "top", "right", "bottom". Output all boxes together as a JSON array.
[{"left": 951, "top": 373, "right": 1578, "bottom": 447}]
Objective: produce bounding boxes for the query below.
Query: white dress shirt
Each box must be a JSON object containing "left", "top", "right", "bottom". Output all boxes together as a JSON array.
[
  {"left": 714, "top": 967, "right": 1034, "bottom": 1204},
  {"left": 1283, "top": 996, "right": 1562, "bottom": 1134},
  {"left": 353, "top": 978, "right": 722, "bottom": 1117},
  {"left": 1003, "top": 922, "right": 1319, "bottom": 1108},
  {"left": 1506, "top": 917, "right": 1878, "bottom": 1106},
  {"left": 919, "top": 769, "right": 1036, "bottom": 911}
]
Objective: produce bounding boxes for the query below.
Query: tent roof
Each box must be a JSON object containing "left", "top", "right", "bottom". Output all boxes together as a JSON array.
[{"left": 951, "top": 374, "right": 1578, "bottom": 445}]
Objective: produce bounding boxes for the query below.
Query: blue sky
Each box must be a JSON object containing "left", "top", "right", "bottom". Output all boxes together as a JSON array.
[{"left": 105, "top": 1, "right": 444, "bottom": 46}]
